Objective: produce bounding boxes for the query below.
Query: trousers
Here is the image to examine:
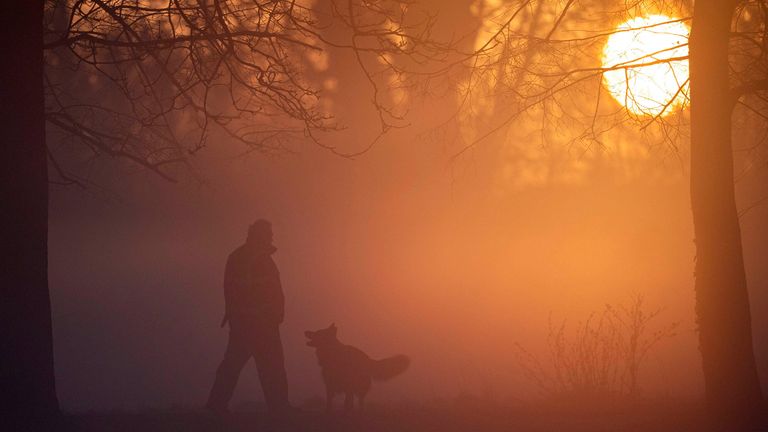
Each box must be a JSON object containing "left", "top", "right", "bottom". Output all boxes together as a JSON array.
[{"left": 207, "top": 321, "right": 288, "bottom": 411}]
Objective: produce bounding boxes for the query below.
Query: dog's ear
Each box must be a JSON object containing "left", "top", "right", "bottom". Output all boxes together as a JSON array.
[{"left": 328, "top": 322, "right": 337, "bottom": 337}]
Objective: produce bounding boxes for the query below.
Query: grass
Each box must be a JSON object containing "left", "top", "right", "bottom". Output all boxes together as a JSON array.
[{"left": 61, "top": 398, "right": 712, "bottom": 432}]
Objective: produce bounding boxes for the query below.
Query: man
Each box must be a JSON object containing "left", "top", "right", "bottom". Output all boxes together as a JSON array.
[{"left": 206, "top": 219, "right": 290, "bottom": 415}]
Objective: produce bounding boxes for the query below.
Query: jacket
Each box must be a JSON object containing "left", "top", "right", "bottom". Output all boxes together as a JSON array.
[{"left": 223, "top": 242, "right": 284, "bottom": 327}]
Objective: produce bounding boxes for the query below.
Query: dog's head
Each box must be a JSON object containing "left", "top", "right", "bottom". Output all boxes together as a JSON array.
[{"left": 305, "top": 323, "right": 338, "bottom": 347}]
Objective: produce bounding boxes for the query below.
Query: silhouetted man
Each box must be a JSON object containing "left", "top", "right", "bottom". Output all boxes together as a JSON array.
[{"left": 206, "top": 219, "right": 289, "bottom": 415}]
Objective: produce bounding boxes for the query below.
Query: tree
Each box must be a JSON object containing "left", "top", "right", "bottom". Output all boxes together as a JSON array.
[
  {"left": 689, "top": 0, "right": 763, "bottom": 423},
  {"left": 4, "top": 0, "right": 439, "bottom": 422},
  {"left": 1, "top": 2, "right": 59, "bottom": 422},
  {"left": 449, "top": 0, "right": 765, "bottom": 425}
]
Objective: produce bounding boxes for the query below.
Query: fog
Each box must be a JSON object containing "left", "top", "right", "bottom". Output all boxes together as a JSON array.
[
  {"left": 44, "top": 0, "right": 768, "bottom": 414},
  {"left": 48, "top": 118, "right": 768, "bottom": 411}
]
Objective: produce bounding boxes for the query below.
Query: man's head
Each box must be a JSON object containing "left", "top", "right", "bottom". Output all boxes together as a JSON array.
[{"left": 246, "top": 219, "right": 273, "bottom": 245}]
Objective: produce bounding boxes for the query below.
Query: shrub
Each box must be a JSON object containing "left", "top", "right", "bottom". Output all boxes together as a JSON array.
[{"left": 514, "top": 295, "right": 678, "bottom": 402}]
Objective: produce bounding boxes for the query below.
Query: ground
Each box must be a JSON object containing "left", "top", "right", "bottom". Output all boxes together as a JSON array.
[{"left": 57, "top": 399, "right": 735, "bottom": 432}]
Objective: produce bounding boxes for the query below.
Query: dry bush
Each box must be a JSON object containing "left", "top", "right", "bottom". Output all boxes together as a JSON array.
[{"left": 514, "top": 295, "right": 678, "bottom": 403}]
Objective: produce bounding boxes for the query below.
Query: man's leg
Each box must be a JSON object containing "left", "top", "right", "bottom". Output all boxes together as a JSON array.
[
  {"left": 206, "top": 330, "right": 251, "bottom": 412},
  {"left": 253, "top": 324, "right": 289, "bottom": 412}
]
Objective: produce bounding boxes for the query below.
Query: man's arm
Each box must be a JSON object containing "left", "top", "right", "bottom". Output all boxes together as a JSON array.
[{"left": 265, "top": 258, "right": 285, "bottom": 324}]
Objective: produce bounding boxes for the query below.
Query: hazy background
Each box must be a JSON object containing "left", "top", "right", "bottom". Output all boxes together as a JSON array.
[{"left": 46, "top": 0, "right": 768, "bottom": 412}]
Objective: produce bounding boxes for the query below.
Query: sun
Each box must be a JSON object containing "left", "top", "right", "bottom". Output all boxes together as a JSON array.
[{"left": 602, "top": 15, "right": 690, "bottom": 117}]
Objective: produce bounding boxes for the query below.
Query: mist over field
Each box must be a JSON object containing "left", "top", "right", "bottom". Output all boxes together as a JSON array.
[
  {"left": 48, "top": 92, "right": 768, "bottom": 410},
  {"left": 4, "top": 1, "right": 768, "bottom": 430}
]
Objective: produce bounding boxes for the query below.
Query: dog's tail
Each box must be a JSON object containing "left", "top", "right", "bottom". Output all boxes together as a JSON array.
[{"left": 369, "top": 355, "right": 410, "bottom": 381}]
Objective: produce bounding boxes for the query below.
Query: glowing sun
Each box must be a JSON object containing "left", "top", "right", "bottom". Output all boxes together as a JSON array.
[{"left": 602, "top": 15, "right": 690, "bottom": 117}]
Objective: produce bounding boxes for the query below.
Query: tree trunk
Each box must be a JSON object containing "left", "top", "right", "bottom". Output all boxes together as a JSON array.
[
  {"left": 689, "top": 0, "right": 764, "bottom": 426},
  {"left": 0, "top": 1, "right": 60, "bottom": 422}
]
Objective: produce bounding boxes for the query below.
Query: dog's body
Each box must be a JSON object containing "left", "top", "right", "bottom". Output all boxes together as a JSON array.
[{"left": 305, "top": 324, "right": 409, "bottom": 412}]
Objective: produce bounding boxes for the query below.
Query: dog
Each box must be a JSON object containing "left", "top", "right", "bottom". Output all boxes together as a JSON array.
[{"left": 305, "top": 323, "right": 409, "bottom": 412}]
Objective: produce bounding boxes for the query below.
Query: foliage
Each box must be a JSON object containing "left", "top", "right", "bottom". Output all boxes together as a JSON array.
[
  {"left": 514, "top": 295, "right": 678, "bottom": 401},
  {"left": 447, "top": 1, "right": 768, "bottom": 188},
  {"left": 43, "top": 0, "right": 444, "bottom": 183}
]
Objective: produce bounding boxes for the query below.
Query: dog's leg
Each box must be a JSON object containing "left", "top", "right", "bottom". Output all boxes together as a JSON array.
[{"left": 343, "top": 393, "right": 354, "bottom": 412}]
